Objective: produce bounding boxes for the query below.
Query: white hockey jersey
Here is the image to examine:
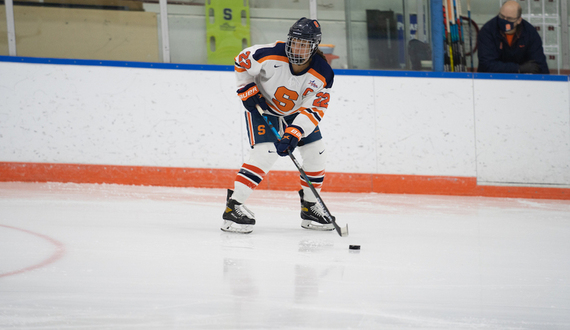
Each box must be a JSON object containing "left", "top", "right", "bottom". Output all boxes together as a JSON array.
[{"left": 234, "top": 41, "right": 334, "bottom": 137}]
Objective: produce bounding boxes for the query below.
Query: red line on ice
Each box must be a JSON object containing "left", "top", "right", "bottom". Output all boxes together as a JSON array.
[{"left": 0, "top": 224, "right": 66, "bottom": 278}]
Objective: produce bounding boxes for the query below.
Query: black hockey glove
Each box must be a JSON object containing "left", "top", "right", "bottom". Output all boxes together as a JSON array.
[
  {"left": 519, "top": 60, "right": 540, "bottom": 74},
  {"left": 237, "top": 82, "right": 269, "bottom": 113},
  {"left": 275, "top": 126, "right": 303, "bottom": 157}
]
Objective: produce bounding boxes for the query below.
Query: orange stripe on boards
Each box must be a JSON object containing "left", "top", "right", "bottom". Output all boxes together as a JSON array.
[
  {"left": 471, "top": 185, "right": 570, "bottom": 200},
  {"left": 370, "top": 174, "right": 570, "bottom": 200},
  {"left": 325, "top": 172, "right": 373, "bottom": 193},
  {"left": 257, "top": 171, "right": 299, "bottom": 191},
  {"left": 370, "top": 174, "right": 477, "bottom": 196},
  {"left": 0, "top": 162, "right": 568, "bottom": 200},
  {"left": 0, "top": 162, "right": 236, "bottom": 188}
]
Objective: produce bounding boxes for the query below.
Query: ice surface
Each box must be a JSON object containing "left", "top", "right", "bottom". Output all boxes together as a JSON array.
[{"left": 1, "top": 182, "right": 569, "bottom": 329}]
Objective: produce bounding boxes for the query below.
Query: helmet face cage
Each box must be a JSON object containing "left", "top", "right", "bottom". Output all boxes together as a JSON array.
[
  {"left": 285, "top": 36, "right": 318, "bottom": 65},
  {"left": 285, "top": 18, "right": 322, "bottom": 65}
]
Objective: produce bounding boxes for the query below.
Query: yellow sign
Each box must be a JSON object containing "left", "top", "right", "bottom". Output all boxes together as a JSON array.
[{"left": 206, "top": 0, "right": 251, "bottom": 65}]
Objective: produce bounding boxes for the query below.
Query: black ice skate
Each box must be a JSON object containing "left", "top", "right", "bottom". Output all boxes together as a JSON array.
[
  {"left": 221, "top": 189, "right": 256, "bottom": 234},
  {"left": 299, "top": 189, "right": 334, "bottom": 231}
]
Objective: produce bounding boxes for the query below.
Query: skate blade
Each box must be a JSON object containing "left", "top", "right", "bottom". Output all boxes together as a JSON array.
[
  {"left": 301, "top": 220, "right": 335, "bottom": 231},
  {"left": 221, "top": 220, "right": 253, "bottom": 234}
]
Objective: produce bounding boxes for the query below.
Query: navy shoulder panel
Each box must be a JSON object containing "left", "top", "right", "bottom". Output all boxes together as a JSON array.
[
  {"left": 311, "top": 55, "right": 335, "bottom": 89},
  {"left": 252, "top": 42, "right": 287, "bottom": 61}
]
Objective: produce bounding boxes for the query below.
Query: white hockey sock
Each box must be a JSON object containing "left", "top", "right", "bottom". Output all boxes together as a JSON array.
[
  {"left": 232, "top": 182, "right": 253, "bottom": 204},
  {"left": 302, "top": 186, "right": 319, "bottom": 203},
  {"left": 299, "top": 140, "right": 326, "bottom": 204}
]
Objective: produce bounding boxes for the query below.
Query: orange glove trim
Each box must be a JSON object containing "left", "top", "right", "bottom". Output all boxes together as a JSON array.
[
  {"left": 285, "top": 126, "right": 303, "bottom": 140},
  {"left": 237, "top": 84, "right": 259, "bottom": 101}
]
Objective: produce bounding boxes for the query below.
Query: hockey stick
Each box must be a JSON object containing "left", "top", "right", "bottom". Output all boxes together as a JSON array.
[
  {"left": 442, "top": 6, "right": 448, "bottom": 71},
  {"left": 467, "top": 0, "right": 474, "bottom": 72},
  {"left": 444, "top": 2, "right": 454, "bottom": 71},
  {"left": 255, "top": 104, "right": 348, "bottom": 237},
  {"left": 449, "top": 0, "right": 461, "bottom": 72},
  {"left": 454, "top": 0, "right": 466, "bottom": 72}
]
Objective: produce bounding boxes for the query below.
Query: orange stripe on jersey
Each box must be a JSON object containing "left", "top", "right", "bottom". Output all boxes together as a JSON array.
[
  {"left": 234, "top": 65, "right": 246, "bottom": 73},
  {"left": 311, "top": 107, "right": 325, "bottom": 118},
  {"left": 258, "top": 55, "right": 289, "bottom": 64},
  {"left": 300, "top": 109, "right": 319, "bottom": 126},
  {"left": 308, "top": 68, "right": 327, "bottom": 88}
]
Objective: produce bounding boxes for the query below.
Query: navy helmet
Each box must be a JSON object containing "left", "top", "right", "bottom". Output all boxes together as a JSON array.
[{"left": 286, "top": 17, "right": 322, "bottom": 65}]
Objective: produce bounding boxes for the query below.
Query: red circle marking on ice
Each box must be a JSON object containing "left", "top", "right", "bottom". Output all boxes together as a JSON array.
[{"left": 0, "top": 224, "right": 66, "bottom": 278}]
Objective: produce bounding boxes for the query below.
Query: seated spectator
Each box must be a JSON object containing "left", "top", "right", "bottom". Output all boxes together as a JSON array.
[{"left": 477, "top": 0, "right": 549, "bottom": 74}]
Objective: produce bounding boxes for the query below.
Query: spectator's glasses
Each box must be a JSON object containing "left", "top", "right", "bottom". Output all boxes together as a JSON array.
[{"left": 498, "top": 13, "right": 520, "bottom": 23}]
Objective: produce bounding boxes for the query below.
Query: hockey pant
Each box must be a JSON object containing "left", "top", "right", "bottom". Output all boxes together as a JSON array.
[{"left": 231, "top": 140, "right": 326, "bottom": 204}]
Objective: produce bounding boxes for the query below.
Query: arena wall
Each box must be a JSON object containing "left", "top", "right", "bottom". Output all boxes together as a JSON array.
[{"left": 1, "top": 58, "right": 568, "bottom": 199}]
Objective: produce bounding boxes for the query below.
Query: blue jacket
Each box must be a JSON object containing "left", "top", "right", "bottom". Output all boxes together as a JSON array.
[{"left": 477, "top": 16, "right": 549, "bottom": 74}]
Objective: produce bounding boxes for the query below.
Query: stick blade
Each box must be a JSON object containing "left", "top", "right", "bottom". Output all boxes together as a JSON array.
[{"left": 334, "top": 223, "right": 349, "bottom": 237}]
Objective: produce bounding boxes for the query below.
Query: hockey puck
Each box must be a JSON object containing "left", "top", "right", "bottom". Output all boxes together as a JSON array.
[{"left": 349, "top": 245, "right": 360, "bottom": 250}]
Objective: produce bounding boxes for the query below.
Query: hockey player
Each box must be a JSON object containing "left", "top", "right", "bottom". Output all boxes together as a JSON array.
[{"left": 221, "top": 17, "right": 335, "bottom": 234}]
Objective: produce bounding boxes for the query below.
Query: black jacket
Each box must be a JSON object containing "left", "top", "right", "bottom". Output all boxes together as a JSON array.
[{"left": 477, "top": 16, "right": 549, "bottom": 74}]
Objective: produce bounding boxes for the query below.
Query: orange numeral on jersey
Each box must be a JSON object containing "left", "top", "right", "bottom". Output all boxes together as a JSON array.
[
  {"left": 312, "top": 92, "right": 330, "bottom": 108},
  {"left": 238, "top": 51, "right": 252, "bottom": 69}
]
